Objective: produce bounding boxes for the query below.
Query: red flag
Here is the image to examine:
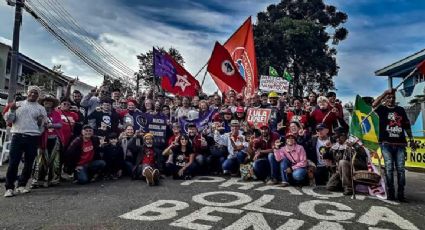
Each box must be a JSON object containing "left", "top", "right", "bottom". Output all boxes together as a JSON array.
[
  {"left": 224, "top": 17, "right": 258, "bottom": 97},
  {"left": 418, "top": 60, "right": 425, "bottom": 75},
  {"left": 160, "top": 52, "right": 201, "bottom": 97},
  {"left": 208, "top": 42, "right": 246, "bottom": 93}
]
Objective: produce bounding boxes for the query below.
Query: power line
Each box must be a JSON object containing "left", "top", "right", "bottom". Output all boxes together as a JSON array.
[{"left": 25, "top": 0, "right": 135, "bottom": 87}]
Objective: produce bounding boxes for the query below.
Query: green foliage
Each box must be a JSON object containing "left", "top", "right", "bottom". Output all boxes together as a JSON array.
[
  {"left": 136, "top": 47, "right": 185, "bottom": 90},
  {"left": 254, "top": 0, "right": 348, "bottom": 96}
]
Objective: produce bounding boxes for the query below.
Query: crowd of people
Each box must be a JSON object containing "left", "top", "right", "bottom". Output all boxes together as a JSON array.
[{"left": 1, "top": 80, "right": 412, "bottom": 202}]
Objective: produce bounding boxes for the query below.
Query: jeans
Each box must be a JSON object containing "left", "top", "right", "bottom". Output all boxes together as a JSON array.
[
  {"left": 222, "top": 151, "right": 246, "bottom": 173},
  {"left": 268, "top": 153, "right": 281, "bottom": 181},
  {"left": 75, "top": 160, "right": 106, "bottom": 184},
  {"left": 280, "top": 158, "right": 307, "bottom": 183},
  {"left": 380, "top": 143, "right": 406, "bottom": 197},
  {"left": 5, "top": 134, "right": 39, "bottom": 190},
  {"left": 208, "top": 146, "right": 227, "bottom": 172},
  {"left": 165, "top": 162, "right": 198, "bottom": 179},
  {"left": 253, "top": 158, "right": 271, "bottom": 181}
]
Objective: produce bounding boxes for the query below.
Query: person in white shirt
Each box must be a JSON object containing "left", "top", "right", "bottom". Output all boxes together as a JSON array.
[
  {"left": 4, "top": 86, "right": 47, "bottom": 197},
  {"left": 214, "top": 120, "right": 248, "bottom": 175}
]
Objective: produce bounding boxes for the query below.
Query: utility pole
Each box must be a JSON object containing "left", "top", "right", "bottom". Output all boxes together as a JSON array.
[{"left": 7, "top": 0, "right": 25, "bottom": 103}]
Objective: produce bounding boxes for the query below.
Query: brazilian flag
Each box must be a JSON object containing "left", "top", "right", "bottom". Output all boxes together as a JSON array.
[{"left": 350, "top": 95, "right": 380, "bottom": 151}]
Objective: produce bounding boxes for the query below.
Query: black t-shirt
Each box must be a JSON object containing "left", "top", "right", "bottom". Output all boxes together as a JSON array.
[
  {"left": 172, "top": 147, "right": 192, "bottom": 167},
  {"left": 375, "top": 105, "right": 410, "bottom": 144}
]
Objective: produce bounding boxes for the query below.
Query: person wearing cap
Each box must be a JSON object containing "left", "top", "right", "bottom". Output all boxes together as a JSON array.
[
  {"left": 31, "top": 95, "right": 63, "bottom": 188},
  {"left": 87, "top": 97, "right": 120, "bottom": 135},
  {"left": 133, "top": 133, "right": 160, "bottom": 185},
  {"left": 58, "top": 97, "right": 80, "bottom": 149},
  {"left": 235, "top": 106, "right": 246, "bottom": 126},
  {"left": 268, "top": 91, "right": 284, "bottom": 132},
  {"left": 214, "top": 120, "right": 248, "bottom": 175},
  {"left": 64, "top": 125, "right": 106, "bottom": 185},
  {"left": 220, "top": 108, "right": 233, "bottom": 133},
  {"left": 305, "top": 123, "right": 332, "bottom": 185},
  {"left": 252, "top": 124, "right": 280, "bottom": 182},
  {"left": 4, "top": 86, "right": 47, "bottom": 197},
  {"left": 100, "top": 132, "right": 125, "bottom": 180},
  {"left": 273, "top": 132, "right": 308, "bottom": 186},
  {"left": 309, "top": 96, "right": 339, "bottom": 135},
  {"left": 123, "top": 99, "right": 143, "bottom": 131},
  {"left": 324, "top": 127, "right": 368, "bottom": 195}
]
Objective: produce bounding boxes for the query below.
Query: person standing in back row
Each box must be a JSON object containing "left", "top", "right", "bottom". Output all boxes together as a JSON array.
[
  {"left": 4, "top": 86, "right": 47, "bottom": 197},
  {"left": 372, "top": 88, "right": 413, "bottom": 202}
]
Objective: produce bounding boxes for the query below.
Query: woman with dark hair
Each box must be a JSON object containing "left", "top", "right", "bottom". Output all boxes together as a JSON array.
[{"left": 163, "top": 134, "right": 197, "bottom": 179}]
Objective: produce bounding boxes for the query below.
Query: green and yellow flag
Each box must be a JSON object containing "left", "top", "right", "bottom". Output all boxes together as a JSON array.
[
  {"left": 283, "top": 70, "right": 293, "bottom": 81},
  {"left": 269, "top": 66, "right": 279, "bottom": 77},
  {"left": 350, "top": 95, "right": 380, "bottom": 151}
]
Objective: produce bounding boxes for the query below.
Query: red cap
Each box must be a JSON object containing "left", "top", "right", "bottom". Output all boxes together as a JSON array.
[
  {"left": 127, "top": 99, "right": 138, "bottom": 105},
  {"left": 259, "top": 124, "right": 269, "bottom": 129},
  {"left": 212, "top": 113, "right": 222, "bottom": 122},
  {"left": 236, "top": 106, "right": 245, "bottom": 113},
  {"left": 285, "top": 132, "right": 296, "bottom": 138}
]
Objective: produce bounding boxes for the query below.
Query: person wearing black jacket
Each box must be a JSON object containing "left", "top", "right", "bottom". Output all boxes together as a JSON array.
[
  {"left": 101, "top": 133, "right": 124, "bottom": 179},
  {"left": 64, "top": 125, "right": 105, "bottom": 184}
]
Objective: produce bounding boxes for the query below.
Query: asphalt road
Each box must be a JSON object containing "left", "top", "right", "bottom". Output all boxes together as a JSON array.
[{"left": 0, "top": 166, "right": 424, "bottom": 230}]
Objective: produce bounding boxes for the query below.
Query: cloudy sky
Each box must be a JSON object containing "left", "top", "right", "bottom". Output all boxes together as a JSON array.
[{"left": 0, "top": 0, "right": 424, "bottom": 102}]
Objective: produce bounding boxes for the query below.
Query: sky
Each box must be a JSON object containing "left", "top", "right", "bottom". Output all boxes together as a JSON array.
[{"left": 0, "top": 0, "right": 424, "bottom": 103}]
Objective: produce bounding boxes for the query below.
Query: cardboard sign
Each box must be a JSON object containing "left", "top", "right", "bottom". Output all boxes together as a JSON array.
[
  {"left": 246, "top": 108, "right": 271, "bottom": 128},
  {"left": 259, "top": 75, "right": 289, "bottom": 92}
]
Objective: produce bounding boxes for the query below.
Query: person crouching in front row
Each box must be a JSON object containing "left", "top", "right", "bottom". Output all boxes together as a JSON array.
[
  {"left": 64, "top": 125, "right": 106, "bottom": 184},
  {"left": 163, "top": 134, "right": 198, "bottom": 180},
  {"left": 132, "top": 133, "right": 160, "bottom": 186},
  {"left": 273, "top": 132, "right": 308, "bottom": 187},
  {"left": 100, "top": 133, "right": 124, "bottom": 180}
]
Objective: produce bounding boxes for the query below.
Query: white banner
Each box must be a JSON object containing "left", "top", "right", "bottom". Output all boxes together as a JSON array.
[{"left": 259, "top": 75, "right": 289, "bottom": 92}]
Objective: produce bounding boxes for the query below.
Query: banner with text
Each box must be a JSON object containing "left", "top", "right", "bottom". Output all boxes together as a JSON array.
[
  {"left": 246, "top": 108, "right": 271, "bottom": 129},
  {"left": 259, "top": 75, "right": 289, "bottom": 92}
]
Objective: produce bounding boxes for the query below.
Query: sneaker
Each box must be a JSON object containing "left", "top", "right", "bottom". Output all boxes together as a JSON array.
[
  {"left": 144, "top": 168, "right": 154, "bottom": 186},
  {"left": 4, "top": 189, "right": 14, "bottom": 197},
  {"left": 266, "top": 179, "right": 278, "bottom": 185},
  {"left": 278, "top": 181, "right": 289, "bottom": 187},
  {"left": 15, "top": 186, "right": 30, "bottom": 194},
  {"left": 152, "top": 169, "right": 160, "bottom": 185}
]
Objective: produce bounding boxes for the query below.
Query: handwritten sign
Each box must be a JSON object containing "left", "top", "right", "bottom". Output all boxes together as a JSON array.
[
  {"left": 246, "top": 108, "right": 271, "bottom": 128},
  {"left": 259, "top": 75, "right": 289, "bottom": 92}
]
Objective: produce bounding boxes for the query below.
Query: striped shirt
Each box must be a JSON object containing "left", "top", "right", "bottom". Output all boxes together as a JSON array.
[{"left": 6, "top": 100, "right": 47, "bottom": 136}]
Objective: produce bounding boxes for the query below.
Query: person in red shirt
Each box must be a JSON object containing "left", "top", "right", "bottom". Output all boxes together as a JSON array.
[
  {"left": 133, "top": 133, "right": 160, "bottom": 186},
  {"left": 58, "top": 98, "right": 80, "bottom": 150},
  {"left": 309, "top": 96, "right": 338, "bottom": 134},
  {"left": 65, "top": 125, "right": 105, "bottom": 184},
  {"left": 286, "top": 97, "right": 309, "bottom": 129},
  {"left": 168, "top": 123, "right": 181, "bottom": 146},
  {"left": 252, "top": 124, "right": 280, "bottom": 182},
  {"left": 32, "top": 95, "right": 63, "bottom": 188}
]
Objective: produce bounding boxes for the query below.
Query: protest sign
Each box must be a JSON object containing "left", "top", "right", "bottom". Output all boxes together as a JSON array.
[
  {"left": 246, "top": 108, "right": 271, "bottom": 128},
  {"left": 259, "top": 75, "right": 289, "bottom": 92}
]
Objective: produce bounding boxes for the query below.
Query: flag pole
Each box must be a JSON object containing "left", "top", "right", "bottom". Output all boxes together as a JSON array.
[
  {"left": 200, "top": 69, "right": 208, "bottom": 88},
  {"left": 194, "top": 62, "right": 209, "bottom": 78},
  {"left": 360, "top": 66, "right": 418, "bottom": 125}
]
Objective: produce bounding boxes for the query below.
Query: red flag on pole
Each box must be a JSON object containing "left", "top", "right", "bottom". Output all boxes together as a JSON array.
[
  {"left": 208, "top": 42, "right": 246, "bottom": 93},
  {"left": 418, "top": 60, "right": 425, "bottom": 75},
  {"left": 224, "top": 17, "right": 258, "bottom": 97},
  {"left": 159, "top": 52, "right": 201, "bottom": 97}
]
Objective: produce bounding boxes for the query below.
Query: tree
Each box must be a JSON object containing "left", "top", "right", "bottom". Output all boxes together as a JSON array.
[
  {"left": 136, "top": 47, "right": 185, "bottom": 93},
  {"left": 254, "top": 0, "right": 348, "bottom": 96}
]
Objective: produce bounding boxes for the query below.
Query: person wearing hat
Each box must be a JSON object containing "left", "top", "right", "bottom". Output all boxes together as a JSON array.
[
  {"left": 133, "top": 133, "right": 160, "bottom": 185},
  {"left": 273, "top": 132, "right": 308, "bottom": 186},
  {"left": 324, "top": 127, "right": 368, "bottom": 195},
  {"left": 87, "top": 97, "right": 120, "bottom": 135},
  {"left": 64, "top": 125, "right": 106, "bottom": 185},
  {"left": 31, "top": 94, "right": 63, "bottom": 188},
  {"left": 268, "top": 91, "right": 284, "bottom": 132},
  {"left": 58, "top": 97, "right": 80, "bottom": 149},
  {"left": 4, "top": 86, "right": 47, "bottom": 197},
  {"left": 235, "top": 106, "right": 246, "bottom": 125},
  {"left": 123, "top": 99, "right": 143, "bottom": 131},
  {"left": 305, "top": 123, "right": 332, "bottom": 185},
  {"left": 251, "top": 123, "right": 280, "bottom": 182},
  {"left": 220, "top": 108, "right": 233, "bottom": 133},
  {"left": 214, "top": 120, "right": 248, "bottom": 175}
]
